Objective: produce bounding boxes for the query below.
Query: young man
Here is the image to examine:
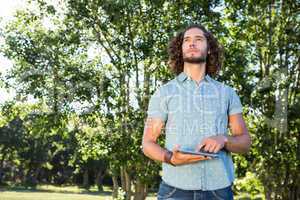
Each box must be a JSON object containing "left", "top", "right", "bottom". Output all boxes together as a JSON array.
[{"left": 142, "top": 24, "right": 251, "bottom": 200}]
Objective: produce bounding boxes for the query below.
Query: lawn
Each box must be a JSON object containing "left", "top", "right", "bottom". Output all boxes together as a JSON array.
[
  {"left": 0, "top": 192, "right": 156, "bottom": 200},
  {"left": 0, "top": 190, "right": 265, "bottom": 200},
  {"left": 0, "top": 185, "right": 157, "bottom": 200},
  {"left": 0, "top": 191, "right": 110, "bottom": 200},
  {"left": 0, "top": 184, "right": 264, "bottom": 200}
]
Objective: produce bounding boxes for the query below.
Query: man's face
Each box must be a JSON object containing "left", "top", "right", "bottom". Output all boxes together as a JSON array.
[{"left": 182, "top": 28, "right": 208, "bottom": 63}]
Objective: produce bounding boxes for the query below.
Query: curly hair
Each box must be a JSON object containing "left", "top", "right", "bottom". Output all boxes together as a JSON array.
[{"left": 168, "top": 24, "right": 223, "bottom": 76}]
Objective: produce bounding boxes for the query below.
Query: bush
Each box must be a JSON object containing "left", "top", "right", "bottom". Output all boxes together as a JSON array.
[{"left": 234, "top": 172, "right": 265, "bottom": 199}]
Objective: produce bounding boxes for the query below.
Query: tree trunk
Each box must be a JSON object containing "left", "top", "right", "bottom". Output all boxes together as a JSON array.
[
  {"left": 33, "top": 167, "right": 41, "bottom": 185},
  {"left": 265, "top": 189, "right": 271, "bottom": 200},
  {"left": 124, "top": 169, "right": 132, "bottom": 200},
  {"left": 25, "top": 167, "right": 40, "bottom": 186},
  {"left": 121, "top": 166, "right": 132, "bottom": 200},
  {"left": 95, "top": 169, "right": 105, "bottom": 191},
  {"left": 83, "top": 169, "right": 89, "bottom": 189},
  {"left": 120, "top": 166, "right": 126, "bottom": 192},
  {"left": 0, "top": 149, "right": 8, "bottom": 184},
  {"left": 112, "top": 174, "right": 119, "bottom": 199},
  {"left": 0, "top": 167, "right": 4, "bottom": 185},
  {"left": 133, "top": 178, "right": 148, "bottom": 200}
]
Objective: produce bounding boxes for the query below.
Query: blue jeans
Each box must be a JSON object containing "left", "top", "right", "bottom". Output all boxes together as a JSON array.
[{"left": 157, "top": 181, "right": 234, "bottom": 200}]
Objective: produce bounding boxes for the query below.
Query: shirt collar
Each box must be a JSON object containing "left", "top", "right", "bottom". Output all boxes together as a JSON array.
[{"left": 176, "top": 71, "right": 211, "bottom": 83}]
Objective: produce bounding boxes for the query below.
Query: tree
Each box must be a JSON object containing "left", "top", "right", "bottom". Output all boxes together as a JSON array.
[
  {"left": 65, "top": 0, "right": 226, "bottom": 199},
  {"left": 224, "top": 0, "right": 299, "bottom": 199},
  {"left": 0, "top": 102, "right": 26, "bottom": 185},
  {"left": 2, "top": 0, "right": 298, "bottom": 199}
]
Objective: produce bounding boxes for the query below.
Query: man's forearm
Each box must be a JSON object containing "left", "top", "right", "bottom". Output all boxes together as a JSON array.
[
  {"left": 225, "top": 134, "right": 251, "bottom": 154},
  {"left": 142, "top": 141, "right": 169, "bottom": 162}
]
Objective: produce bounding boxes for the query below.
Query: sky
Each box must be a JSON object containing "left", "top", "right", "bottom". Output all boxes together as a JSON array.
[{"left": 0, "top": 0, "right": 27, "bottom": 103}]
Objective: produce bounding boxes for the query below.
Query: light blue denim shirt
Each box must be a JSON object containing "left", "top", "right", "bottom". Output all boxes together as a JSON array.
[{"left": 147, "top": 72, "right": 243, "bottom": 191}]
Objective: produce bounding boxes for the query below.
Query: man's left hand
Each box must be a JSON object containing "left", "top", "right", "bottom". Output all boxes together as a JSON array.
[{"left": 195, "top": 135, "right": 228, "bottom": 153}]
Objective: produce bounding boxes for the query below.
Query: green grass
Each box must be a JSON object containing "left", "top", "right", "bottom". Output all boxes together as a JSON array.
[
  {"left": 0, "top": 190, "right": 264, "bottom": 200},
  {"left": 0, "top": 184, "right": 264, "bottom": 200},
  {"left": 0, "top": 191, "right": 110, "bottom": 200},
  {"left": 0, "top": 185, "right": 157, "bottom": 200}
]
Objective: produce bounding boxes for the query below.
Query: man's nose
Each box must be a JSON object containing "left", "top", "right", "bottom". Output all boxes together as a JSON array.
[{"left": 189, "top": 42, "right": 196, "bottom": 48}]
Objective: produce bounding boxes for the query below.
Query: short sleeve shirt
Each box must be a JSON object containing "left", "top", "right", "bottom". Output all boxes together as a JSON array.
[{"left": 147, "top": 72, "right": 243, "bottom": 190}]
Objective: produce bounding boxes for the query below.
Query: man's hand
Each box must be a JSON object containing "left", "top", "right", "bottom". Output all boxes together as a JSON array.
[
  {"left": 195, "top": 114, "right": 252, "bottom": 154},
  {"left": 170, "top": 145, "right": 211, "bottom": 166},
  {"left": 195, "top": 135, "right": 228, "bottom": 153}
]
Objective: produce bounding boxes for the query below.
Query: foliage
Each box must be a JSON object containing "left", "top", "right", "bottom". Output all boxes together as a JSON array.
[{"left": 0, "top": 0, "right": 299, "bottom": 199}]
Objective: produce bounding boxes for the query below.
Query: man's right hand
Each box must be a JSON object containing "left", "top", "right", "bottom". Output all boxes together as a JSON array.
[{"left": 170, "top": 145, "right": 211, "bottom": 166}]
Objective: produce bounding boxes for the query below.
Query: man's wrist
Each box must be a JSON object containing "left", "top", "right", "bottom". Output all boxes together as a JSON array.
[
  {"left": 223, "top": 135, "right": 229, "bottom": 148},
  {"left": 164, "top": 150, "right": 175, "bottom": 166}
]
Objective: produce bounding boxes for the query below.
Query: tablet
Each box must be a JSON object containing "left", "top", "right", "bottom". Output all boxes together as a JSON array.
[{"left": 179, "top": 149, "right": 219, "bottom": 158}]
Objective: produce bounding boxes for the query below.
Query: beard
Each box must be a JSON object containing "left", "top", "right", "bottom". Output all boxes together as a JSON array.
[
  {"left": 183, "top": 55, "right": 207, "bottom": 63},
  {"left": 183, "top": 49, "right": 208, "bottom": 63}
]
